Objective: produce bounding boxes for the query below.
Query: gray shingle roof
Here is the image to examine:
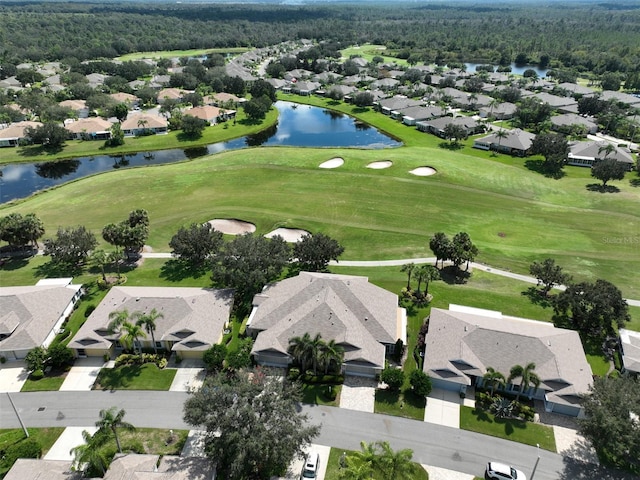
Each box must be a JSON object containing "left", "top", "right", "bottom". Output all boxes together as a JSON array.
[
  {"left": 620, "top": 329, "right": 640, "bottom": 374},
  {"left": 3, "top": 459, "right": 81, "bottom": 480},
  {"left": 423, "top": 306, "right": 593, "bottom": 408},
  {"left": 568, "top": 140, "right": 634, "bottom": 165},
  {"left": 0, "top": 285, "right": 80, "bottom": 353},
  {"left": 248, "top": 272, "right": 402, "bottom": 369},
  {"left": 68, "top": 286, "right": 233, "bottom": 353}
]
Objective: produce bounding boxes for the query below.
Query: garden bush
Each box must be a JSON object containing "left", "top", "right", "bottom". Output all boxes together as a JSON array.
[
  {"left": 381, "top": 366, "right": 405, "bottom": 391},
  {"left": 0, "top": 438, "right": 42, "bottom": 470},
  {"left": 287, "top": 367, "right": 300, "bottom": 381},
  {"left": 30, "top": 369, "right": 44, "bottom": 380},
  {"left": 115, "top": 353, "right": 166, "bottom": 368}
]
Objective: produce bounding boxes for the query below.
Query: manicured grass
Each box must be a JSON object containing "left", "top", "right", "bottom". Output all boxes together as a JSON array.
[
  {"left": 460, "top": 406, "right": 556, "bottom": 452},
  {"left": 300, "top": 383, "right": 341, "bottom": 406},
  {"left": 0, "top": 428, "right": 64, "bottom": 477},
  {"left": 325, "top": 447, "right": 429, "bottom": 480},
  {"left": 0, "top": 109, "right": 277, "bottom": 164},
  {"left": 93, "top": 363, "right": 176, "bottom": 391},
  {"left": 117, "top": 47, "right": 249, "bottom": 61},
  {"left": 374, "top": 389, "right": 425, "bottom": 421},
  {"left": 3, "top": 108, "right": 639, "bottom": 300},
  {"left": 20, "top": 368, "right": 68, "bottom": 392},
  {"left": 340, "top": 44, "right": 410, "bottom": 67},
  {"left": 583, "top": 337, "right": 612, "bottom": 377}
]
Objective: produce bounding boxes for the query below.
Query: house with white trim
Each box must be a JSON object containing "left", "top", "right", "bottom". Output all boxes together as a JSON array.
[
  {"left": 567, "top": 140, "right": 634, "bottom": 169},
  {"left": 0, "top": 279, "right": 83, "bottom": 360},
  {"left": 423, "top": 305, "right": 593, "bottom": 417},
  {"left": 619, "top": 329, "right": 640, "bottom": 375},
  {"left": 68, "top": 286, "right": 233, "bottom": 360},
  {"left": 246, "top": 272, "right": 406, "bottom": 377}
]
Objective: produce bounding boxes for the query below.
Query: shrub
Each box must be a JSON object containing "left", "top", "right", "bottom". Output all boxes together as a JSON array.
[
  {"left": 84, "top": 305, "right": 96, "bottom": 317},
  {"left": 0, "top": 356, "right": 6, "bottom": 364},
  {"left": 30, "top": 369, "right": 44, "bottom": 380},
  {"left": 380, "top": 366, "right": 405, "bottom": 391},
  {"left": 490, "top": 396, "right": 515, "bottom": 419},
  {"left": 225, "top": 349, "right": 252, "bottom": 370},
  {"left": 409, "top": 370, "right": 432, "bottom": 397},
  {"left": 203, "top": 344, "right": 227, "bottom": 372},
  {"left": 0, "top": 438, "right": 42, "bottom": 470},
  {"left": 287, "top": 367, "right": 300, "bottom": 381},
  {"left": 392, "top": 339, "right": 404, "bottom": 363},
  {"left": 157, "top": 358, "right": 168, "bottom": 369},
  {"left": 516, "top": 404, "right": 536, "bottom": 421},
  {"left": 475, "top": 391, "right": 493, "bottom": 410},
  {"left": 48, "top": 343, "right": 74, "bottom": 369}
]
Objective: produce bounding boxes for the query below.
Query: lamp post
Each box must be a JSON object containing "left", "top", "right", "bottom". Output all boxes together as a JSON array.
[{"left": 530, "top": 443, "right": 540, "bottom": 480}]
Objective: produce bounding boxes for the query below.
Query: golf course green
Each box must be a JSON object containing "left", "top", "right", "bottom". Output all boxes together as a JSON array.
[{"left": 1, "top": 95, "right": 639, "bottom": 298}]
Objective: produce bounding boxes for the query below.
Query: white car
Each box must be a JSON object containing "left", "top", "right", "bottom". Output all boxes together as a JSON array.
[
  {"left": 485, "top": 461, "right": 527, "bottom": 480},
  {"left": 301, "top": 451, "right": 320, "bottom": 479}
]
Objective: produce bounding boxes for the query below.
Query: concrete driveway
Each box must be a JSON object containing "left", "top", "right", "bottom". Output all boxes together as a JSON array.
[
  {"left": 424, "top": 388, "right": 462, "bottom": 428},
  {"left": 44, "top": 426, "right": 98, "bottom": 461},
  {"left": 0, "top": 361, "right": 29, "bottom": 392},
  {"left": 273, "top": 444, "right": 330, "bottom": 480},
  {"left": 59, "top": 357, "right": 106, "bottom": 391},
  {"left": 338, "top": 376, "right": 377, "bottom": 413},
  {"left": 169, "top": 360, "right": 206, "bottom": 392}
]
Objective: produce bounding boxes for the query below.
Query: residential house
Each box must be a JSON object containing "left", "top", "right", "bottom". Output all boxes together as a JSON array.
[
  {"left": 109, "top": 92, "right": 140, "bottom": 108},
  {"left": 0, "top": 279, "right": 83, "bottom": 360},
  {"left": 530, "top": 92, "right": 578, "bottom": 113},
  {"left": 377, "top": 96, "right": 423, "bottom": 115},
  {"left": 205, "top": 92, "right": 244, "bottom": 107},
  {"left": 590, "top": 90, "right": 640, "bottom": 108},
  {"left": 265, "top": 78, "right": 288, "bottom": 90},
  {"left": 423, "top": 305, "right": 593, "bottom": 417},
  {"left": 417, "top": 115, "right": 482, "bottom": 137},
  {"left": 0, "top": 121, "right": 43, "bottom": 147},
  {"left": 246, "top": 272, "right": 407, "bottom": 378},
  {"left": 284, "top": 69, "right": 313, "bottom": 82},
  {"left": 157, "top": 88, "right": 186, "bottom": 104},
  {"left": 185, "top": 105, "right": 234, "bottom": 125},
  {"left": 121, "top": 114, "right": 168, "bottom": 136},
  {"left": 619, "top": 329, "right": 640, "bottom": 375},
  {"left": 473, "top": 128, "right": 536, "bottom": 156},
  {"left": 342, "top": 74, "right": 376, "bottom": 86},
  {"left": 398, "top": 105, "right": 446, "bottom": 126},
  {"left": 5, "top": 454, "right": 215, "bottom": 480},
  {"left": 313, "top": 71, "right": 343, "bottom": 85},
  {"left": 59, "top": 100, "right": 89, "bottom": 119},
  {"left": 67, "top": 286, "right": 233, "bottom": 359},
  {"left": 326, "top": 85, "right": 357, "bottom": 99},
  {"left": 85, "top": 73, "right": 109, "bottom": 88},
  {"left": 65, "top": 117, "right": 113, "bottom": 140},
  {"left": 0, "top": 76, "right": 23, "bottom": 90},
  {"left": 567, "top": 140, "right": 635, "bottom": 169},
  {"left": 478, "top": 102, "right": 517, "bottom": 120},
  {"left": 370, "top": 78, "right": 400, "bottom": 91},
  {"left": 291, "top": 80, "right": 321, "bottom": 96},
  {"left": 152, "top": 74, "right": 171, "bottom": 86},
  {"left": 556, "top": 82, "right": 596, "bottom": 97},
  {"left": 550, "top": 113, "right": 598, "bottom": 135}
]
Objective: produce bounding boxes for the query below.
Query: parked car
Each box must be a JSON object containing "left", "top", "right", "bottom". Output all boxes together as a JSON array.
[
  {"left": 485, "top": 461, "right": 526, "bottom": 480},
  {"left": 301, "top": 451, "right": 320, "bottom": 479}
]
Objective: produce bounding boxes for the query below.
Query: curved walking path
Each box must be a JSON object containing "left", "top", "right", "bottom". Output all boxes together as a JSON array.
[{"left": 141, "top": 252, "right": 640, "bottom": 306}]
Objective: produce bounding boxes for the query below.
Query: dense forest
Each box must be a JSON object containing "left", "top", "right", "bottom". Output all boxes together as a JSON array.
[{"left": 0, "top": 1, "right": 639, "bottom": 76}]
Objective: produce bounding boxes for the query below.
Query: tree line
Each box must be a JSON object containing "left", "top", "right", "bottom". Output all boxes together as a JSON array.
[{"left": 0, "top": 2, "right": 639, "bottom": 78}]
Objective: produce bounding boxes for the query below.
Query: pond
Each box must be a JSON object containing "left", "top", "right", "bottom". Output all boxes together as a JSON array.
[
  {"left": 464, "top": 62, "right": 549, "bottom": 78},
  {"left": 0, "top": 101, "right": 401, "bottom": 203}
]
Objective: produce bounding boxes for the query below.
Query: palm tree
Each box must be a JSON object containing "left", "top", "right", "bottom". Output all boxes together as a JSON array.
[
  {"left": 420, "top": 265, "right": 440, "bottom": 295},
  {"left": 308, "top": 333, "right": 325, "bottom": 375},
  {"left": 508, "top": 362, "right": 541, "bottom": 400},
  {"left": 338, "top": 460, "right": 373, "bottom": 480},
  {"left": 107, "top": 249, "right": 123, "bottom": 279},
  {"left": 119, "top": 321, "right": 146, "bottom": 353},
  {"left": 95, "top": 407, "right": 135, "bottom": 454},
  {"left": 482, "top": 367, "right": 506, "bottom": 395},
  {"left": 376, "top": 441, "right": 414, "bottom": 480},
  {"left": 400, "top": 263, "right": 415, "bottom": 290},
  {"left": 134, "top": 308, "right": 163, "bottom": 354},
  {"left": 350, "top": 441, "right": 379, "bottom": 476},
  {"left": 90, "top": 249, "right": 109, "bottom": 283},
  {"left": 70, "top": 429, "right": 110, "bottom": 476},
  {"left": 493, "top": 128, "right": 509, "bottom": 155},
  {"left": 288, "top": 332, "right": 314, "bottom": 373},
  {"left": 108, "top": 308, "right": 130, "bottom": 333},
  {"left": 319, "top": 339, "right": 344, "bottom": 375},
  {"left": 488, "top": 97, "right": 501, "bottom": 119},
  {"left": 597, "top": 142, "right": 616, "bottom": 160}
]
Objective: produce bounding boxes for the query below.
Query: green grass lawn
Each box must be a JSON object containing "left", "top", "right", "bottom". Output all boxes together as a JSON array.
[
  {"left": 325, "top": 447, "right": 429, "bottom": 480},
  {"left": 340, "top": 44, "right": 410, "bottom": 67},
  {"left": 460, "top": 406, "right": 556, "bottom": 452},
  {"left": 20, "top": 368, "right": 69, "bottom": 392},
  {"left": 374, "top": 389, "right": 426, "bottom": 421},
  {"left": 3, "top": 93, "right": 639, "bottom": 299},
  {"left": 300, "top": 383, "right": 341, "bottom": 407},
  {"left": 93, "top": 363, "right": 176, "bottom": 391},
  {"left": 117, "top": 47, "right": 249, "bottom": 61},
  {"left": 0, "top": 428, "right": 64, "bottom": 477}
]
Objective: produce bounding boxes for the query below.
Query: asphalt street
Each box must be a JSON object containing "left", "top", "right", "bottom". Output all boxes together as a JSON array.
[{"left": 1, "top": 391, "right": 633, "bottom": 480}]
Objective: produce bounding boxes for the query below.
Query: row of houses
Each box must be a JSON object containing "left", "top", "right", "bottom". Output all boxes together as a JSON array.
[{"left": 5, "top": 271, "right": 640, "bottom": 417}]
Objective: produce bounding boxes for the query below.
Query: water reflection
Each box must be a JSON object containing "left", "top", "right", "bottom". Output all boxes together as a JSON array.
[{"left": 1, "top": 101, "right": 401, "bottom": 203}]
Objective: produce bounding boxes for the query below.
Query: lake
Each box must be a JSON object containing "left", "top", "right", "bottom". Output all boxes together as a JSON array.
[
  {"left": 0, "top": 101, "right": 401, "bottom": 204},
  {"left": 464, "top": 63, "right": 549, "bottom": 78}
]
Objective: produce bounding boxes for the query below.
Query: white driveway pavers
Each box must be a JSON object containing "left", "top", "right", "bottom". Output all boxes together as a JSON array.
[
  {"left": 272, "top": 443, "right": 330, "bottom": 480},
  {"left": 59, "top": 357, "right": 106, "bottom": 391},
  {"left": 423, "top": 464, "right": 475, "bottom": 480},
  {"left": 169, "top": 364, "right": 206, "bottom": 392},
  {"left": 0, "top": 361, "right": 29, "bottom": 392},
  {"left": 44, "top": 426, "right": 98, "bottom": 461},
  {"left": 338, "top": 376, "right": 377, "bottom": 412},
  {"left": 424, "top": 388, "right": 461, "bottom": 428}
]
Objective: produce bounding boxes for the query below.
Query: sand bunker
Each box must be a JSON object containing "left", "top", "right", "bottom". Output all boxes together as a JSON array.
[
  {"left": 409, "top": 166, "right": 437, "bottom": 176},
  {"left": 319, "top": 157, "right": 344, "bottom": 169},
  {"left": 367, "top": 160, "right": 393, "bottom": 169},
  {"left": 208, "top": 219, "right": 256, "bottom": 235},
  {"left": 264, "top": 228, "right": 310, "bottom": 243}
]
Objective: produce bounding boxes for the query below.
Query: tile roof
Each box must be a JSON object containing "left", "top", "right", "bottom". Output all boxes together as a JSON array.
[
  {"left": 249, "top": 272, "right": 403, "bottom": 369},
  {"left": 121, "top": 114, "right": 168, "bottom": 130},
  {"left": 424, "top": 306, "right": 593, "bottom": 408},
  {"left": 0, "top": 121, "right": 43, "bottom": 140},
  {"left": 68, "top": 286, "right": 233, "bottom": 353},
  {"left": 65, "top": 117, "right": 113, "bottom": 134}
]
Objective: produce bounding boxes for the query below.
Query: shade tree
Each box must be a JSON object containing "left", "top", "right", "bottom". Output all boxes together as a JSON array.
[
  {"left": 102, "top": 209, "right": 149, "bottom": 258},
  {"left": 43, "top": 225, "right": 97, "bottom": 267},
  {"left": 169, "top": 222, "right": 223, "bottom": 267},
  {"left": 529, "top": 258, "right": 571, "bottom": 296},
  {"left": 293, "top": 232, "right": 344, "bottom": 272},
  {"left": 0, "top": 212, "right": 44, "bottom": 250},
  {"left": 591, "top": 158, "right": 628, "bottom": 187},
  {"left": 183, "top": 369, "right": 320, "bottom": 480},
  {"left": 531, "top": 132, "right": 569, "bottom": 176}
]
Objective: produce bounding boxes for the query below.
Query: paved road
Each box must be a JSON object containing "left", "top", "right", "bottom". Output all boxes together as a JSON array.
[{"left": 1, "top": 391, "right": 633, "bottom": 480}]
